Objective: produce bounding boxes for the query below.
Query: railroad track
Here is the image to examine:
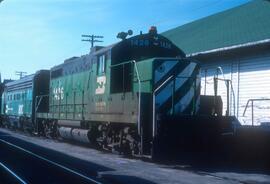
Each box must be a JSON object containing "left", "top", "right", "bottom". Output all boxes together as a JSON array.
[
  {"left": 0, "top": 136, "right": 105, "bottom": 184},
  {"left": 0, "top": 161, "right": 27, "bottom": 184}
]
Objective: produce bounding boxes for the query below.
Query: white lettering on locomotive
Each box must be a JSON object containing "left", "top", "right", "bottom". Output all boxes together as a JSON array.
[
  {"left": 95, "top": 76, "right": 106, "bottom": 94},
  {"left": 18, "top": 104, "right": 24, "bottom": 115},
  {"left": 53, "top": 87, "right": 64, "bottom": 100},
  {"left": 5, "top": 105, "right": 13, "bottom": 113},
  {"left": 95, "top": 101, "right": 106, "bottom": 111}
]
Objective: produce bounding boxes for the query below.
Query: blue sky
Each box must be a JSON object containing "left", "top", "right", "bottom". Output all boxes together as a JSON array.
[{"left": 0, "top": 0, "right": 249, "bottom": 80}]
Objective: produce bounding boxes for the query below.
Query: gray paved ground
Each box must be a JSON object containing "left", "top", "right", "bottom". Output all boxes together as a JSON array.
[{"left": 0, "top": 128, "right": 269, "bottom": 184}]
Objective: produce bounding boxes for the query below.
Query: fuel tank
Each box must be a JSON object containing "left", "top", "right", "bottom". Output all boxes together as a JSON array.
[{"left": 59, "top": 127, "right": 90, "bottom": 143}]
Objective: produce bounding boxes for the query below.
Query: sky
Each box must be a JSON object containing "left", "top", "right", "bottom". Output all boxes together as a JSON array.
[{"left": 0, "top": 0, "right": 250, "bottom": 80}]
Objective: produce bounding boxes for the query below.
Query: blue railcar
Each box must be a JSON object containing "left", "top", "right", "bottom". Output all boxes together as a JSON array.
[{"left": 1, "top": 70, "right": 50, "bottom": 130}]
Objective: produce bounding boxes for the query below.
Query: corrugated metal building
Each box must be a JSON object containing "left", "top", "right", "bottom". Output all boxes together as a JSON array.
[{"left": 163, "top": 0, "right": 270, "bottom": 125}]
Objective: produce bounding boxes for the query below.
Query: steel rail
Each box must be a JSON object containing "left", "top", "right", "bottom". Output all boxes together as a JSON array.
[
  {"left": 0, "top": 139, "right": 103, "bottom": 184},
  {"left": 0, "top": 161, "right": 28, "bottom": 184}
]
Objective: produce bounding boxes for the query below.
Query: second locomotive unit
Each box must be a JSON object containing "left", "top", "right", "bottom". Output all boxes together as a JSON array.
[{"left": 1, "top": 27, "right": 201, "bottom": 155}]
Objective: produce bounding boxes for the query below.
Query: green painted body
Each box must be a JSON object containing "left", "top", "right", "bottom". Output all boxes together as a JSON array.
[
  {"left": 38, "top": 56, "right": 199, "bottom": 124},
  {"left": 39, "top": 57, "right": 142, "bottom": 124},
  {"left": 133, "top": 58, "right": 153, "bottom": 93},
  {"left": 37, "top": 57, "right": 155, "bottom": 123},
  {"left": 36, "top": 33, "right": 198, "bottom": 127},
  {"left": 4, "top": 88, "right": 33, "bottom": 117}
]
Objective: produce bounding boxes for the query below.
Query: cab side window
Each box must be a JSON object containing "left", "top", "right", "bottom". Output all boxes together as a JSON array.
[{"left": 97, "top": 55, "right": 106, "bottom": 75}]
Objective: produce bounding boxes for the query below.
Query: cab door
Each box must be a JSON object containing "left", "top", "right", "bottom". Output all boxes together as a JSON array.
[{"left": 92, "top": 54, "right": 109, "bottom": 114}]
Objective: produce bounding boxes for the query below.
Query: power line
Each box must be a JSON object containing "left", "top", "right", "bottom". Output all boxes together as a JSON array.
[
  {"left": 81, "top": 35, "right": 104, "bottom": 48},
  {"left": 15, "top": 71, "right": 27, "bottom": 79}
]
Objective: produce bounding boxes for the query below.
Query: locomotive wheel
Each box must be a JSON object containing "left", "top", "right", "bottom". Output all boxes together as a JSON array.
[
  {"left": 41, "top": 120, "right": 58, "bottom": 138},
  {"left": 97, "top": 123, "right": 140, "bottom": 155},
  {"left": 44, "top": 123, "right": 51, "bottom": 138}
]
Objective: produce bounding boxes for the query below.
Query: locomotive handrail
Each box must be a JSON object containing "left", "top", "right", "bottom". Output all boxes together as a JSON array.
[
  {"left": 35, "top": 94, "right": 49, "bottom": 134},
  {"left": 152, "top": 75, "right": 174, "bottom": 137},
  {"left": 110, "top": 60, "right": 142, "bottom": 134},
  {"left": 152, "top": 75, "right": 200, "bottom": 137},
  {"left": 110, "top": 60, "right": 133, "bottom": 68},
  {"left": 35, "top": 94, "right": 49, "bottom": 112},
  {"left": 174, "top": 76, "right": 200, "bottom": 114},
  {"left": 242, "top": 98, "right": 270, "bottom": 126},
  {"left": 132, "top": 60, "right": 144, "bottom": 154},
  {"left": 110, "top": 60, "right": 143, "bottom": 154},
  {"left": 213, "top": 67, "right": 236, "bottom": 116},
  {"left": 132, "top": 60, "right": 142, "bottom": 135}
]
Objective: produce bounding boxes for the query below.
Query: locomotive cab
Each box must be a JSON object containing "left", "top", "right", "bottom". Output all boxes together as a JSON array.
[
  {"left": 110, "top": 27, "right": 185, "bottom": 94},
  {"left": 105, "top": 28, "right": 201, "bottom": 154}
]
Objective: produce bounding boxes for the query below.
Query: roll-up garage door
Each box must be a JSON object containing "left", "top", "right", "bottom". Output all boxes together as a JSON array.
[{"left": 238, "top": 55, "right": 270, "bottom": 125}]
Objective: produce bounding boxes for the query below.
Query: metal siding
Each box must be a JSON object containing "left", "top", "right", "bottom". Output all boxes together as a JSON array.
[
  {"left": 238, "top": 55, "right": 270, "bottom": 125},
  {"left": 200, "top": 54, "right": 270, "bottom": 125}
]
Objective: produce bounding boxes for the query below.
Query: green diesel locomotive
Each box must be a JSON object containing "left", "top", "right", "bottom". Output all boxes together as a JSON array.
[{"left": 1, "top": 28, "right": 204, "bottom": 155}]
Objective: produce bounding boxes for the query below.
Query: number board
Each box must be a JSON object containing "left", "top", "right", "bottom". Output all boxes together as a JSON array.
[{"left": 130, "top": 36, "right": 172, "bottom": 49}]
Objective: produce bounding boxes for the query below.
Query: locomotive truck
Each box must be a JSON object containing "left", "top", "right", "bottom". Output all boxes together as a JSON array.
[{"left": 3, "top": 27, "right": 267, "bottom": 161}]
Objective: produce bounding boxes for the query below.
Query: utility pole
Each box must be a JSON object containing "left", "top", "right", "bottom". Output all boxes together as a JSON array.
[
  {"left": 81, "top": 35, "right": 103, "bottom": 48},
  {"left": 15, "top": 71, "right": 27, "bottom": 79}
]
